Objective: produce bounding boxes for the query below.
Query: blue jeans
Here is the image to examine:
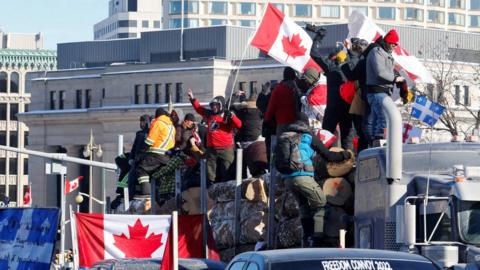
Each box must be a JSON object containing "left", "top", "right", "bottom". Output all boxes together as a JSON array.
[{"left": 366, "top": 93, "right": 387, "bottom": 141}]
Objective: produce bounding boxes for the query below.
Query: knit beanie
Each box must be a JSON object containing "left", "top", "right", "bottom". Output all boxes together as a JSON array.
[{"left": 384, "top": 29, "right": 399, "bottom": 45}]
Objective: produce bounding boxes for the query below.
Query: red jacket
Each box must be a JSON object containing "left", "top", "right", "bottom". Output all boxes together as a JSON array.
[
  {"left": 264, "top": 82, "right": 297, "bottom": 125},
  {"left": 191, "top": 99, "right": 242, "bottom": 148}
]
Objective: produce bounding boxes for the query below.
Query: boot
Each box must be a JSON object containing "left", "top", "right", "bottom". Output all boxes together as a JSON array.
[{"left": 301, "top": 218, "right": 314, "bottom": 248}]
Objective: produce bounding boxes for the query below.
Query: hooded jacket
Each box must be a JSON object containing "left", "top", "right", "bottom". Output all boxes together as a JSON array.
[
  {"left": 366, "top": 38, "right": 398, "bottom": 94},
  {"left": 283, "top": 120, "right": 349, "bottom": 177},
  {"left": 191, "top": 97, "right": 242, "bottom": 148},
  {"left": 264, "top": 80, "right": 299, "bottom": 125},
  {"left": 233, "top": 100, "right": 263, "bottom": 142},
  {"left": 130, "top": 114, "right": 151, "bottom": 161}
]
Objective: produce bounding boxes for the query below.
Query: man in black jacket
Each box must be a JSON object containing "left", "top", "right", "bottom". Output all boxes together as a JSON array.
[
  {"left": 308, "top": 29, "right": 354, "bottom": 150},
  {"left": 128, "top": 114, "right": 151, "bottom": 199}
]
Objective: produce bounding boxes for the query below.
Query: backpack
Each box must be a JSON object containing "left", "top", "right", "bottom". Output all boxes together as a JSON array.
[{"left": 275, "top": 132, "right": 305, "bottom": 175}]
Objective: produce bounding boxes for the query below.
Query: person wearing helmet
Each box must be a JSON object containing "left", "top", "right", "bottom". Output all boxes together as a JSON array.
[{"left": 188, "top": 89, "right": 242, "bottom": 183}]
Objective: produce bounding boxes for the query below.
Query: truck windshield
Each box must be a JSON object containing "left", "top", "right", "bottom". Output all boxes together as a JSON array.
[
  {"left": 402, "top": 151, "right": 480, "bottom": 174},
  {"left": 458, "top": 201, "right": 480, "bottom": 245},
  {"left": 271, "top": 259, "right": 439, "bottom": 270}
]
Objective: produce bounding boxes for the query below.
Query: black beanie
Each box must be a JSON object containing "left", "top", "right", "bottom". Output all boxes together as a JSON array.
[
  {"left": 283, "top": 67, "right": 297, "bottom": 81},
  {"left": 184, "top": 113, "right": 196, "bottom": 122}
]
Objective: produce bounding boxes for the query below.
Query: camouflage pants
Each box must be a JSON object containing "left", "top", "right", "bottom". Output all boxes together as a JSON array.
[{"left": 285, "top": 175, "right": 327, "bottom": 237}]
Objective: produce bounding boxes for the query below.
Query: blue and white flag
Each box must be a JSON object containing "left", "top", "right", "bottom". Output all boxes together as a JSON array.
[
  {"left": 411, "top": 95, "right": 445, "bottom": 126},
  {"left": 0, "top": 208, "right": 59, "bottom": 270}
]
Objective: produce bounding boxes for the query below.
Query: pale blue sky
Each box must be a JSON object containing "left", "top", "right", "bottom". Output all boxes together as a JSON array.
[{"left": 0, "top": 0, "right": 108, "bottom": 50}]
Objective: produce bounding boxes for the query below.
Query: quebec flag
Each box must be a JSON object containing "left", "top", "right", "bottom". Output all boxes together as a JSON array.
[
  {"left": 0, "top": 208, "right": 60, "bottom": 270},
  {"left": 411, "top": 95, "right": 445, "bottom": 126}
]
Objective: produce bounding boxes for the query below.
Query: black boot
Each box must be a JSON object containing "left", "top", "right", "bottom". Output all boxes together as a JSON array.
[{"left": 301, "top": 218, "right": 314, "bottom": 247}]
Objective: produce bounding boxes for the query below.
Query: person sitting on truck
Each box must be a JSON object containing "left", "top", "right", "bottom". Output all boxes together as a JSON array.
[
  {"left": 188, "top": 89, "right": 242, "bottom": 183},
  {"left": 136, "top": 108, "right": 176, "bottom": 202},
  {"left": 128, "top": 114, "right": 152, "bottom": 199},
  {"left": 276, "top": 113, "right": 351, "bottom": 247}
]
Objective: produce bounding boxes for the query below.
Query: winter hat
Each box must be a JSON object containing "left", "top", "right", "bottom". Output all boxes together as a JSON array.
[
  {"left": 384, "top": 29, "right": 399, "bottom": 45},
  {"left": 283, "top": 67, "right": 297, "bottom": 81},
  {"left": 184, "top": 113, "right": 196, "bottom": 122},
  {"left": 303, "top": 67, "right": 321, "bottom": 85},
  {"left": 209, "top": 96, "right": 226, "bottom": 112}
]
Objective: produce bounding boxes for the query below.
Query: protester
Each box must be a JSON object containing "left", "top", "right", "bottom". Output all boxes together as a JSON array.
[
  {"left": 341, "top": 38, "right": 370, "bottom": 151},
  {"left": 256, "top": 82, "right": 272, "bottom": 116},
  {"left": 276, "top": 113, "right": 351, "bottom": 247},
  {"left": 308, "top": 29, "right": 354, "bottom": 150},
  {"left": 257, "top": 81, "right": 276, "bottom": 163},
  {"left": 264, "top": 67, "right": 300, "bottom": 136},
  {"left": 365, "top": 29, "right": 405, "bottom": 142},
  {"left": 188, "top": 89, "right": 242, "bottom": 183},
  {"left": 136, "top": 108, "right": 176, "bottom": 201},
  {"left": 128, "top": 114, "right": 151, "bottom": 199}
]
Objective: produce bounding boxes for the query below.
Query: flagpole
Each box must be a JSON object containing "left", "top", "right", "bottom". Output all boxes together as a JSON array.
[
  {"left": 70, "top": 205, "right": 80, "bottom": 270},
  {"left": 60, "top": 173, "right": 66, "bottom": 269},
  {"left": 172, "top": 211, "right": 179, "bottom": 270}
]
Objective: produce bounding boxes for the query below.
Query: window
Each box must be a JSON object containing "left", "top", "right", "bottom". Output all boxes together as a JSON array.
[
  {"left": 0, "top": 131, "right": 6, "bottom": 145},
  {"left": 23, "top": 158, "right": 28, "bottom": 175},
  {"left": 155, "top": 84, "right": 161, "bottom": 103},
  {"left": 449, "top": 0, "right": 464, "bottom": 8},
  {"left": 0, "top": 104, "right": 6, "bottom": 120},
  {"left": 454, "top": 85, "right": 461, "bottom": 105},
  {"left": 240, "top": 20, "right": 255, "bottom": 27},
  {"left": 10, "top": 72, "right": 19, "bottom": 93},
  {"left": 237, "top": 3, "right": 256, "bottom": 15},
  {"left": 273, "top": 3, "right": 284, "bottom": 12},
  {"left": 145, "top": 84, "right": 152, "bottom": 104},
  {"left": 471, "top": 0, "right": 480, "bottom": 9},
  {"left": 134, "top": 85, "right": 141, "bottom": 104},
  {"left": 9, "top": 158, "right": 17, "bottom": 175},
  {"left": 165, "top": 83, "right": 172, "bottom": 103},
  {"left": 427, "top": 0, "right": 444, "bottom": 6},
  {"left": 76, "top": 90, "right": 82, "bottom": 109},
  {"left": 58, "top": 91, "right": 65, "bottom": 110},
  {"left": 239, "top": 81, "right": 247, "bottom": 91},
  {"left": 9, "top": 132, "right": 17, "bottom": 148},
  {"left": 211, "top": 19, "right": 227, "bottom": 26},
  {"left": 128, "top": 0, "right": 137, "bottom": 11},
  {"left": 142, "top": 20, "right": 149, "bottom": 28},
  {"left": 49, "top": 91, "right": 56, "bottom": 110},
  {"left": 449, "top": 12, "right": 465, "bottom": 25},
  {"left": 24, "top": 131, "right": 29, "bottom": 147},
  {"left": 294, "top": 4, "right": 312, "bottom": 17},
  {"left": 350, "top": 6, "right": 368, "bottom": 16},
  {"left": 175, "top": 83, "right": 183, "bottom": 103},
  {"left": 169, "top": 19, "right": 199, "bottom": 28},
  {"left": 378, "top": 7, "right": 395, "bottom": 19},
  {"left": 102, "top": 88, "right": 106, "bottom": 99},
  {"left": 85, "top": 89, "right": 91, "bottom": 109},
  {"left": 209, "top": 1, "right": 228, "bottom": 14},
  {"left": 470, "top": 15, "right": 480, "bottom": 26},
  {"left": 250, "top": 81, "right": 257, "bottom": 96},
  {"left": 320, "top": 6, "right": 340, "bottom": 18},
  {"left": 428, "top": 10, "right": 445, "bottom": 23},
  {"left": 404, "top": 8, "right": 423, "bottom": 21},
  {"left": 117, "top": 33, "right": 137, "bottom": 38},
  {"left": 118, "top": 20, "right": 137, "bottom": 27},
  {"left": 0, "top": 158, "right": 5, "bottom": 174},
  {"left": 170, "top": 1, "right": 199, "bottom": 14},
  {"left": 10, "top": 104, "right": 18, "bottom": 121},
  {"left": 154, "top": 20, "right": 161, "bottom": 28},
  {"left": 0, "top": 72, "right": 6, "bottom": 93},
  {"left": 464, "top": 86, "right": 470, "bottom": 106},
  {"left": 170, "top": 19, "right": 181, "bottom": 28},
  {"left": 404, "top": 0, "right": 424, "bottom": 4}
]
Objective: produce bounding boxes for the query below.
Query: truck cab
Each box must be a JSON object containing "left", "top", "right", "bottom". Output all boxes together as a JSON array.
[{"left": 355, "top": 142, "right": 480, "bottom": 268}]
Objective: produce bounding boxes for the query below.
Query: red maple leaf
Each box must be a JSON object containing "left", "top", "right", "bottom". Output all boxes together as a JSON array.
[
  {"left": 282, "top": 34, "right": 307, "bottom": 62},
  {"left": 113, "top": 219, "right": 163, "bottom": 258}
]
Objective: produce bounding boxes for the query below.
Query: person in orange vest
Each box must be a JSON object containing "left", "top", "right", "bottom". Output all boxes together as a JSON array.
[{"left": 136, "top": 108, "right": 176, "bottom": 198}]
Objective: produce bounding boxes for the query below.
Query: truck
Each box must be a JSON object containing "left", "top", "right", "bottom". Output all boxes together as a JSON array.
[{"left": 354, "top": 97, "right": 480, "bottom": 268}]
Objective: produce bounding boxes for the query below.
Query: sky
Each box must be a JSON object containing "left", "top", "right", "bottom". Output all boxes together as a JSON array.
[{"left": 0, "top": 0, "right": 108, "bottom": 50}]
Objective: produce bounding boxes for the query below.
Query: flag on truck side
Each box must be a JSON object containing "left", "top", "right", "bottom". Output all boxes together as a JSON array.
[
  {"left": 410, "top": 95, "right": 445, "bottom": 126},
  {"left": 0, "top": 208, "right": 59, "bottom": 270},
  {"left": 347, "top": 10, "right": 435, "bottom": 84},
  {"left": 249, "top": 3, "right": 321, "bottom": 73},
  {"left": 75, "top": 213, "right": 171, "bottom": 269}
]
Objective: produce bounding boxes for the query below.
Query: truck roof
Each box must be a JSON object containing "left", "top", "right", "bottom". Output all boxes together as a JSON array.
[{"left": 360, "top": 142, "right": 480, "bottom": 157}]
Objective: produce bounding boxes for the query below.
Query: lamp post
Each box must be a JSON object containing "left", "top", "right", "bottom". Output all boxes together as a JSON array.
[{"left": 83, "top": 129, "right": 102, "bottom": 213}]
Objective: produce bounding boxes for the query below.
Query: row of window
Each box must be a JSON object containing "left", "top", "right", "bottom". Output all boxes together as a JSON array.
[
  {"left": 0, "top": 131, "right": 28, "bottom": 148},
  {"left": 0, "top": 158, "right": 28, "bottom": 175},
  {"left": 49, "top": 89, "right": 92, "bottom": 110},
  {"left": 94, "top": 19, "right": 161, "bottom": 39},
  {"left": 134, "top": 83, "right": 183, "bottom": 105},
  {"left": 0, "top": 72, "right": 20, "bottom": 94},
  {"left": 454, "top": 85, "right": 471, "bottom": 106},
  {"left": 167, "top": 7, "right": 480, "bottom": 27},
  {"left": 0, "top": 103, "right": 19, "bottom": 121}
]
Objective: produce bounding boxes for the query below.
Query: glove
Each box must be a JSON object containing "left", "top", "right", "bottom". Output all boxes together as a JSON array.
[
  {"left": 342, "top": 150, "right": 352, "bottom": 160},
  {"left": 223, "top": 110, "right": 234, "bottom": 121}
]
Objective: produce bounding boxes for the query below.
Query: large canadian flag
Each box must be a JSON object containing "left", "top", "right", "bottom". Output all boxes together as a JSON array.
[
  {"left": 348, "top": 11, "right": 435, "bottom": 84},
  {"left": 75, "top": 213, "right": 171, "bottom": 269},
  {"left": 250, "top": 3, "right": 321, "bottom": 73}
]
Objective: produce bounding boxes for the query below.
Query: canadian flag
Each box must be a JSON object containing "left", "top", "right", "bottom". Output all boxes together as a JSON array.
[
  {"left": 348, "top": 11, "right": 435, "bottom": 84},
  {"left": 317, "top": 129, "right": 337, "bottom": 148},
  {"left": 65, "top": 176, "right": 83, "bottom": 194},
  {"left": 75, "top": 213, "right": 171, "bottom": 268},
  {"left": 250, "top": 3, "right": 321, "bottom": 73},
  {"left": 23, "top": 185, "right": 31, "bottom": 206}
]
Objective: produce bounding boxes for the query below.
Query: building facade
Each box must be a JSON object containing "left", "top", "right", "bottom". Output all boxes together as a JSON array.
[
  {"left": 94, "top": 0, "right": 163, "bottom": 40},
  {"left": 0, "top": 31, "right": 56, "bottom": 206}
]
